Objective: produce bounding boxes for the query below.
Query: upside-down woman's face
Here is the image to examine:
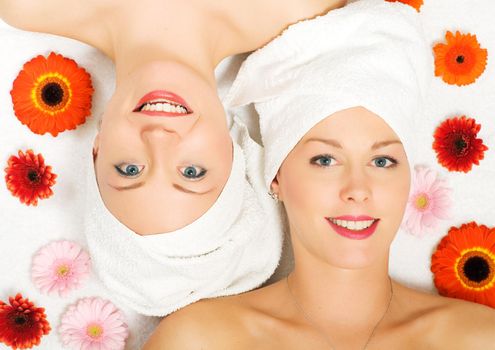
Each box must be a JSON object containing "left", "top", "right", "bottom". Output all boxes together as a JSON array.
[
  {"left": 93, "top": 61, "right": 233, "bottom": 235},
  {"left": 272, "top": 107, "right": 411, "bottom": 269}
]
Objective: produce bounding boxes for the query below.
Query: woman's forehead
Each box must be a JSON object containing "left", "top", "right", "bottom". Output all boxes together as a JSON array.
[{"left": 303, "top": 108, "right": 400, "bottom": 142}]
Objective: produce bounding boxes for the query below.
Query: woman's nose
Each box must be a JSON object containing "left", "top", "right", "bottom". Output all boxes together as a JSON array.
[
  {"left": 141, "top": 125, "right": 180, "bottom": 146},
  {"left": 139, "top": 112, "right": 199, "bottom": 140},
  {"left": 140, "top": 114, "right": 199, "bottom": 141},
  {"left": 339, "top": 169, "right": 371, "bottom": 203}
]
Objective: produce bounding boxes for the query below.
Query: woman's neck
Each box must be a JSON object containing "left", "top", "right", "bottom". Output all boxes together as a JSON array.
[
  {"left": 288, "top": 242, "right": 394, "bottom": 342},
  {"left": 107, "top": 1, "right": 219, "bottom": 87},
  {"left": 105, "top": 0, "right": 347, "bottom": 85}
]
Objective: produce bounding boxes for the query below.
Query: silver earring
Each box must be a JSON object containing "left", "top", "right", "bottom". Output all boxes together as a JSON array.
[{"left": 268, "top": 191, "right": 279, "bottom": 202}]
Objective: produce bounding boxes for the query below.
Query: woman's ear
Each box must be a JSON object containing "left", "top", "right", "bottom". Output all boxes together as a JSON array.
[
  {"left": 92, "top": 133, "right": 100, "bottom": 161},
  {"left": 270, "top": 173, "right": 283, "bottom": 202},
  {"left": 97, "top": 116, "right": 103, "bottom": 131}
]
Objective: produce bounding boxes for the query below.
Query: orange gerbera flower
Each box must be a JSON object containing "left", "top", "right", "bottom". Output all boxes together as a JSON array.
[
  {"left": 385, "top": 0, "right": 423, "bottom": 12},
  {"left": 11, "top": 52, "right": 94, "bottom": 136},
  {"left": 433, "top": 31, "right": 488, "bottom": 86},
  {"left": 431, "top": 222, "right": 495, "bottom": 308},
  {"left": 4, "top": 150, "right": 57, "bottom": 206}
]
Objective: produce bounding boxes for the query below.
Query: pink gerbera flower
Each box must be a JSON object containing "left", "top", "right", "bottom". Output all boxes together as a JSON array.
[
  {"left": 59, "top": 297, "right": 129, "bottom": 350},
  {"left": 402, "top": 166, "right": 453, "bottom": 237},
  {"left": 31, "top": 240, "right": 91, "bottom": 297}
]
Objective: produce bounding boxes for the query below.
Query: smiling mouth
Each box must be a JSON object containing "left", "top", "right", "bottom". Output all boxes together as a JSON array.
[
  {"left": 325, "top": 217, "right": 380, "bottom": 240},
  {"left": 133, "top": 90, "right": 193, "bottom": 117},
  {"left": 327, "top": 217, "right": 377, "bottom": 231},
  {"left": 134, "top": 99, "right": 190, "bottom": 114}
]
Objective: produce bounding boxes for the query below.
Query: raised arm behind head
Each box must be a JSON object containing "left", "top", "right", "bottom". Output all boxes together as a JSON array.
[{"left": 0, "top": 0, "right": 111, "bottom": 54}]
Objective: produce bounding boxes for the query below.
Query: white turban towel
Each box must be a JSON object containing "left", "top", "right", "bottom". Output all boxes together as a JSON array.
[
  {"left": 83, "top": 119, "right": 283, "bottom": 316},
  {"left": 225, "top": 0, "right": 433, "bottom": 187}
]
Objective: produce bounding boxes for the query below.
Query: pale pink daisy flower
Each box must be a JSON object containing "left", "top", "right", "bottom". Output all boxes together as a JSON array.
[
  {"left": 59, "top": 297, "right": 129, "bottom": 350},
  {"left": 402, "top": 166, "right": 453, "bottom": 237},
  {"left": 31, "top": 240, "right": 91, "bottom": 297}
]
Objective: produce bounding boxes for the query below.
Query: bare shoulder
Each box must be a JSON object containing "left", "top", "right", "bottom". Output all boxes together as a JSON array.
[
  {"left": 143, "top": 281, "right": 290, "bottom": 350},
  {"left": 143, "top": 296, "right": 249, "bottom": 350},
  {"left": 0, "top": 0, "right": 113, "bottom": 51},
  {"left": 438, "top": 296, "right": 495, "bottom": 347},
  {"left": 395, "top": 283, "right": 495, "bottom": 349}
]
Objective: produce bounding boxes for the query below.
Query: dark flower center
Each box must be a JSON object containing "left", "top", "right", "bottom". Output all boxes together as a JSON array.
[
  {"left": 9, "top": 312, "right": 32, "bottom": 329},
  {"left": 27, "top": 169, "right": 40, "bottom": 182},
  {"left": 450, "top": 134, "right": 470, "bottom": 157},
  {"left": 41, "top": 82, "right": 64, "bottom": 106},
  {"left": 456, "top": 55, "right": 465, "bottom": 64},
  {"left": 454, "top": 137, "right": 467, "bottom": 152},
  {"left": 463, "top": 256, "right": 490, "bottom": 283},
  {"left": 14, "top": 314, "right": 27, "bottom": 325}
]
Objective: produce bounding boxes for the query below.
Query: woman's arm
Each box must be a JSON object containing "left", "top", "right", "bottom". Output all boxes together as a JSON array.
[{"left": 0, "top": 0, "right": 111, "bottom": 53}]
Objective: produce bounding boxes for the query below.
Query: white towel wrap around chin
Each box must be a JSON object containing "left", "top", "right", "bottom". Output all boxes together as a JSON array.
[
  {"left": 224, "top": 0, "right": 432, "bottom": 188},
  {"left": 83, "top": 119, "right": 283, "bottom": 317}
]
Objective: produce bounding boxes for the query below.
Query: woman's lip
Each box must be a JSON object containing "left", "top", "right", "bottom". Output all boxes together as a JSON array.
[
  {"left": 134, "top": 90, "right": 193, "bottom": 113},
  {"left": 332, "top": 215, "right": 376, "bottom": 221},
  {"left": 325, "top": 218, "right": 379, "bottom": 240}
]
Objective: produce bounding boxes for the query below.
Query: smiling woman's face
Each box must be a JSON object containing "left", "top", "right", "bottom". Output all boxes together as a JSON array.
[
  {"left": 271, "top": 107, "right": 411, "bottom": 269},
  {"left": 93, "top": 61, "right": 233, "bottom": 235}
]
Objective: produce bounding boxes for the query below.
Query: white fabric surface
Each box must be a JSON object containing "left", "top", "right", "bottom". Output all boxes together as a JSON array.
[
  {"left": 1, "top": 0, "right": 495, "bottom": 349},
  {"left": 389, "top": 0, "right": 495, "bottom": 291}
]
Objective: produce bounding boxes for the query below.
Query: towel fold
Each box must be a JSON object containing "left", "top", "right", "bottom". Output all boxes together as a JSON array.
[
  {"left": 225, "top": 0, "right": 432, "bottom": 188},
  {"left": 84, "top": 119, "right": 283, "bottom": 316}
]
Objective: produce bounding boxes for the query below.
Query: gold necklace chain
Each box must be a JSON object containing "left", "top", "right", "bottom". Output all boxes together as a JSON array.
[{"left": 285, "top": 275, "right": 394, "bottom": 350}]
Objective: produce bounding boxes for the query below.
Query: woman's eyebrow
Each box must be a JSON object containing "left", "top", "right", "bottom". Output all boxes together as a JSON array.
[
  {"left": 371, "top": 140, "right": 402, "bottom": 150},
  {"left": 108, "top": 182, "right": 213, "bottom": 195},
  {"left": 173, "top": 184, "right": 215, "bottom": 195},
  {"left": 304, "top": 138, "right": 342, "bottom": 148},
  {"left": 109, "top": 182, "right": 145, "bottom": 191}
]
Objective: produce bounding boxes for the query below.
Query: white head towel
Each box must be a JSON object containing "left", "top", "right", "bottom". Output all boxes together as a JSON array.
[
  {"left": 225, "top": 0, "right": 432, "bottom": 187},
  {"left": 83, "top": 119, "right": 283, "bottom": 316}
]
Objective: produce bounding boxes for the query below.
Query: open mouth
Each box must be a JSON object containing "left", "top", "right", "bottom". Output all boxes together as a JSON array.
[
  {"left": 135, "top": 99, "right": 189, "bottom": 114},
  {"left": 325, "top": 217, "right": 380, "bottom": 240},
  {"left": 133, "top": 90, "right": 193, "bottom": 116},
  {"left": 327, "top": 218, "right": 377, "bottom": 231}
]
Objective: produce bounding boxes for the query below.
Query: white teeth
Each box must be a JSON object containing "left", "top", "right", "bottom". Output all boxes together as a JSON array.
[
  {"left": 330, "top": 218, "right": 375, "bottom": 231},
  {"left": 140, "top": 101, "right": 188, "bottom": 114}
]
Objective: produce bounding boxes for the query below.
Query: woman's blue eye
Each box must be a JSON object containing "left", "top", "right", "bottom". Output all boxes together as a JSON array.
[
  {"left": 373, "top": 157, "right": 397, "bottom": 168},
  {"left": 310, "top": 155, "right": 336, "bottom": 167},
  {"left": 115, "top": 163, "right": 144, "bottom": 177},
  {"left": 180, "top": 165, "right": 207, "bottom": 180}
]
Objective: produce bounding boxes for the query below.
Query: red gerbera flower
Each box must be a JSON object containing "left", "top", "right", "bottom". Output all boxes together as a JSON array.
[
  {"left": 433, "top": 31, "right": 488, "bottom": 86},
  {"left": 11, "top": 52, "right": 94, "bottom": 136},
  {"left": 385, "top": 0, "right": 423, "bottom": 12},
  {"left": 432, "top": 116, "right": 488, "bottom": 173},
  {"left": 0, "top": 293, "right": 51, "bottom": 349},
  {"left": 4, "top": 150, "right": 57, "bottom": 206},
  {"left": 431, "top": 222, "right": 495, "bottom": 308}
]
